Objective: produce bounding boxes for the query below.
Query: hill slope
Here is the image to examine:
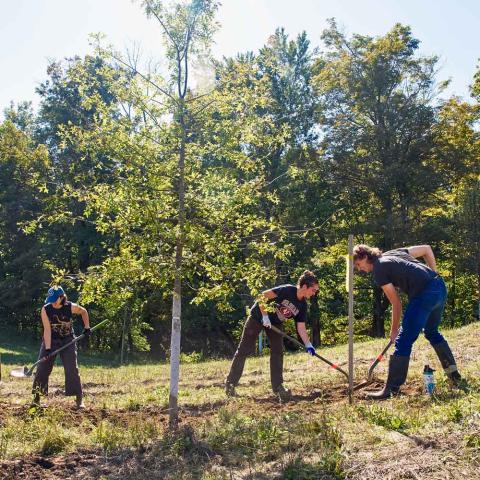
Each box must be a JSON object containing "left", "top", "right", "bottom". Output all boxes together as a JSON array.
[{"left": 1, "top": 322, "right": 479, "bottom": 479}]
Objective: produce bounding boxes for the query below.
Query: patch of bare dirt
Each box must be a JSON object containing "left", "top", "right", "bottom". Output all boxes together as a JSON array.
[{"left": 0, "top": 448, "right": 128, "bottom": 480}]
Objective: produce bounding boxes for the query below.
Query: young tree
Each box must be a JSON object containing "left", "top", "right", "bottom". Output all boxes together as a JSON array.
[
  {"left": 138, "top": 0, "right": 220, "bottom": 426},
  {"left": 66, "top": 0, "right": 291, "bottom": 426}
]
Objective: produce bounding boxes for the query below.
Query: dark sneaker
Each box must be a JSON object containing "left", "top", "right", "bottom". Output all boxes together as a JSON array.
[
  {"left": 75, "top": 396, "right": 85, "bottom": 410},
  {"left": 275, "top": 385, "right": 292, "bottom": 403},
  {"left": 225, "top": 382, "right": 236, "bottom": 397}
]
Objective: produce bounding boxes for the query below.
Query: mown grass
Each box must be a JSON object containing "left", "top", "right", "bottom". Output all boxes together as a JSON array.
[{"left": 1, "top": 322, "right": 479, "bottom": 479}]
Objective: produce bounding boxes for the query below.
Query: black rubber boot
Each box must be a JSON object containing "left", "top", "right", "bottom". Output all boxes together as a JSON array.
[
  {"left": 432, "top": 341, "right": 462, "bottom": 387},
  {"left": 366, "top": 355, "right": 410, "bottom": 400}
]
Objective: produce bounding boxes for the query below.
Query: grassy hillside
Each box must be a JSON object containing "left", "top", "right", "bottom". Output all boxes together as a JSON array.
[{"left": 1, "top": 323, "right": 479, "bottom": 479}]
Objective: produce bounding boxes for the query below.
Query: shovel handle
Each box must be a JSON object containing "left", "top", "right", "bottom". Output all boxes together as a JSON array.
[
  {"left": 269, "top": 325, "right": 350, "bottom": 382},
  {"left": 366, "top": 340, "right": 393, "bottom": 381},
  {"left": 27, "top": 318, "right": 109, "bottom": 375}
]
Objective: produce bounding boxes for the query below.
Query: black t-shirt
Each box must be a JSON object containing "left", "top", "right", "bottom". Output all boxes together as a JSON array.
[
  {"left": 373, "top": 248, "right": 437, "bottom": 299},
  {"left": 251, "top": 284, "right": 308, "bottom": 325},
  {"left": 44, "top": 301, "right": 74, "bottom": 338}
]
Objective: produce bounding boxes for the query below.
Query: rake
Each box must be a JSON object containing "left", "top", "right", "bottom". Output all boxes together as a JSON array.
[
  {"left": 10, "top": 318, "right": 109, "bottom": 378},
  {"left": 352, "top": 340, "right": 393, "bottom": 391},
  {"left": 269, "top": 325, "right": 349, "bottom": 382}
]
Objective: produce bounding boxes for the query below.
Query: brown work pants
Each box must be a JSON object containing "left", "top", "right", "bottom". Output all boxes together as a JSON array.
[
  {"left": 226, "top": 315, "right": 284, "bottom": 392},
  {"left": 32, "top": 336, "right": 82, "bottom": 397}
]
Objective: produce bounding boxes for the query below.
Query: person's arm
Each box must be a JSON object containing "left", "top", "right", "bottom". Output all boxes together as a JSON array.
[
  {"left": 257, "top": 289, "right": 277, "bottom": 328},
  {"left": 381, "top": 283, "right": 402, "bottom": 343},
  {"left": 407, "top": 244, "right": 437, "bottom": 271},
  {"left": 296, "top": 322, "right": 311, "bottom": 345},
  {"left": 71, "top": 303, "right": 90, "bottom": 330},
  {"left": 258, "top": 289, "right": 277, "bottom": 315},
  {"left": 41, "top": 307, "right": 52, "bottom": 351},
  {"left": 296, "top": 322, "right": 315, "bottom": 355}
]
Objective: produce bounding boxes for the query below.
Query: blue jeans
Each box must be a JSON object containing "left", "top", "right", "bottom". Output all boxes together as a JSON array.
[{"left": 395, "top": 277, "right": 447, "bottom": 357}]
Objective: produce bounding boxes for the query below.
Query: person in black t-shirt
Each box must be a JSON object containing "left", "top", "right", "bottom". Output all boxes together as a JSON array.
[
  {"left": 225, "top": 271, "right": 319, "bottom": 402},
  {"left": 32, "top": 285, "right": 91, "bottom": 409},
  {"left": 353, "top": 244, "right": 462, "bottom": 400}
]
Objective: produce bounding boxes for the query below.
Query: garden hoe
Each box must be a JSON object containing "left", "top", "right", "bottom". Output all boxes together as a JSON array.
[
  {"left": 352, "top": 340, "right": 393, "bottom": 391},
  {"left": 10, "top": 318, "right": 109, "bottom": 379},
  {"left": 269, "top": 325, "right": 349, "bottom": 382}
]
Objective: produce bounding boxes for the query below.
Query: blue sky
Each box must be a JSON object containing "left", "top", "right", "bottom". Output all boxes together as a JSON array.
[{"left": 1, "top": 0, "right": 479, "bottom": 113}]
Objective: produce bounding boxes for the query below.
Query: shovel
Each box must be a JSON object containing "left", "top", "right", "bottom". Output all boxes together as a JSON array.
[
  {"left": 352, "top": 340, "right": 393, "bottom": 391},
  {"left": 10, "top": 318, "right": 109, "bottom": 378},
  {"left": 269, "top": 325, "right": 349, "bottom": 382}
]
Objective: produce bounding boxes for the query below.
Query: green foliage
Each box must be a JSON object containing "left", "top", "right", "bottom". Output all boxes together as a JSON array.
[
  {"left": 1, "top": 3, "right": 480, "bottom": 356},
  {"left": 180, "top": 351, "right": 204, "bottom": 363},
  {"left": 0, "top": 120, "right": 50, "bottom": 330},
  {"left": 465, "top": 432, "right": 480, "bottom": 450},
  {"left": 205, "top": 408, "right": 284, "bottom": 458},
  {"left": 93, "top": 420, "right": 126, "bottom": 453},
  {"left": 40, "top": 424, "right": 72, "bottom": 456},
  {"left": 356, "top": 404, "right": 410, "bottom": 432},
  {"left": 204, "top": 407, "right": 344, "bottom": 475},
  {"left": 0, "top": 426, "right": 14, "bottom": 459},
  {"left": 315, "top": 20, "right": 441, "bottom": 253}
]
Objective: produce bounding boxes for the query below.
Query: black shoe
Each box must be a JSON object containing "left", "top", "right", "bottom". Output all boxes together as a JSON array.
[
  {"left": 366, "top": 355, "right": 409, "bottom": 400},
  {"left": 274, "top": 384, "right": 292, "bottom": 403}
]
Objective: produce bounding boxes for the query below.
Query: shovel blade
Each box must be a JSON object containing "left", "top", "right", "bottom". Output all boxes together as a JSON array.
[
  {"left": 352, "top": 379, "right": 373, "bottom": 391},
  {"left": 10, "top": 366, "right": 31, "bottom": 378}
]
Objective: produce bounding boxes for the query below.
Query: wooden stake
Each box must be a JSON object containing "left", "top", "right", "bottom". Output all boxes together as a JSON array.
[{"left": 348, "top": 234, "right": 354, "bottom": 404}]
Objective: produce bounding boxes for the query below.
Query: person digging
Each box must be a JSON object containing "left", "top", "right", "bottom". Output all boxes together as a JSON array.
[
  {"left": 225, "top": 270, "right": 319, "bottom": 402},
  {"left": 353, "top": 244, "right": 462, "bottom": 400},
  {"left": 32, "top": 285, "right": 91, "bottom": 409}
]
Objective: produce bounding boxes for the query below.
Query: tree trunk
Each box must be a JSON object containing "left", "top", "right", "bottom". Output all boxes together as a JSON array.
[
  {"left": 120, "top": 307, "right": 128, "bottom": 365},
  {"left": 169, "top": 101, "right": 186, "bottom": 427},
  {"left": 477, "top": 261, "right": 480, "bottom": 323},
  {"left": 169, "top": 276, "right": 182, "bottom": 426},
  {"left": 450, "top": 263, "right": 456, "bottom": 328},
  {"left": 372, "top": 286, "right": 387, "bottom": 337},
  {"left": 310, "top": 294, "right": 320, "bottom": 347},
  {"left": 371, "top": 199, "right": 394, "bottom": 337}
]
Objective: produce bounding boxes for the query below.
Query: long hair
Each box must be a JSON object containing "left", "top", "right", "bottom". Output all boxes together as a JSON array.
[{"left": 352, "top": 244, "right": 382, "bottom": 263}]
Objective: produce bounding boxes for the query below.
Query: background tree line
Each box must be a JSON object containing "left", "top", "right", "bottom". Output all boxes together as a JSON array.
[{"left": 1, "top": 5, "right": 479, "bottom": 361}]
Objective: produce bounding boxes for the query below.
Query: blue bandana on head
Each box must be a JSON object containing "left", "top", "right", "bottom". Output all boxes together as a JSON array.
[{"left": 45, "top": 286, "right": 65, "bottom": 305}]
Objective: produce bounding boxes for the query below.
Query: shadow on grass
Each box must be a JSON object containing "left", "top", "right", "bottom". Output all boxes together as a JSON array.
[{"left": 276, "top": 457, "right": 342, "bottom": 480}]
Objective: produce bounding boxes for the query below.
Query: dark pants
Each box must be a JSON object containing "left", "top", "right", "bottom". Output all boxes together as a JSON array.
[
  {"left": 395, "top": 277, "right": 448, "bottom": 357},
  {"left": 226, "top": 315, "right": 284, "bottom": 392},
  {"left": 32, "top": 336, "right": 82, "bottom": 397}
]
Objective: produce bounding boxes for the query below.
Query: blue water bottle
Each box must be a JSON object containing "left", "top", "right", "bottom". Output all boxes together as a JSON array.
[{"left": 423, "top": 365, "right": 435, "bottom": 395}]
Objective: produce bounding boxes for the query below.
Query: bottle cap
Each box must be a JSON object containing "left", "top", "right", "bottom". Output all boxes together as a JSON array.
[{"left": 423, "top": 364, "right": 435, "bottom": 373}]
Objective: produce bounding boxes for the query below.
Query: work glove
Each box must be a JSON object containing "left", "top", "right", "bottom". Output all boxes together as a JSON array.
[
  {"left": 262, "top": 314, "right": 272, "bottom": 329},
  {"left": 44, "top": 348, "right": 52, "bottom": 359},
  {"left": 304, "top": 342, "right": 316, "bottom": 356},
  {"left": 82, "top": 328, "right": 92, "bottom": 338}
]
